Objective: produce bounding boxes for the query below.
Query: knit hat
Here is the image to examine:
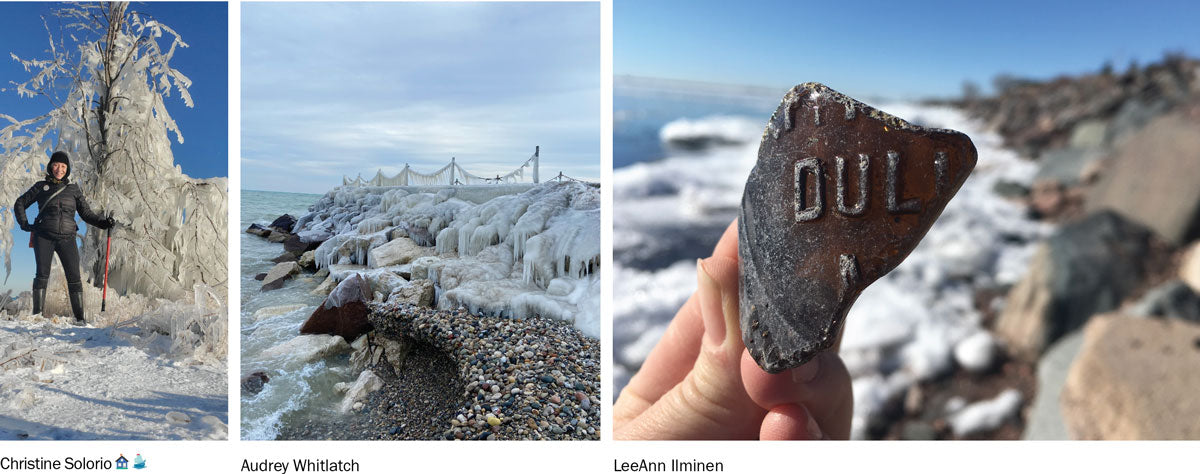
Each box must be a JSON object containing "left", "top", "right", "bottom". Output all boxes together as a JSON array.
[{"left": 48, "top": 151, "right": 70, "bottom": 180}]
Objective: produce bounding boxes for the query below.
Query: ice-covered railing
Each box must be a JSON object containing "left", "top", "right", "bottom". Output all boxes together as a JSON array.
[{"left": 343, "top": 146, "right": 541, "bottom": 187}]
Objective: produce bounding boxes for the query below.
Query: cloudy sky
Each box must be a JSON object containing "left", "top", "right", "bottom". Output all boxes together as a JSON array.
[{"left": 242, "top": 2, "right": 601, "bottom": 193}]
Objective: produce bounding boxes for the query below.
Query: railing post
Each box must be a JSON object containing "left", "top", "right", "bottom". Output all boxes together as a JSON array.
[
  {"left": 450, "top": 157, "right": 456, "bottom": 186},
  {"left": 534, "top": 145, "right": 540, "bottom": 183}
]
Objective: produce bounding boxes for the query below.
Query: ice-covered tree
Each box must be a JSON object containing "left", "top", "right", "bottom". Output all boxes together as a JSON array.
[{"left": 0, "top": 2, "right": 227, "bottom": 300}]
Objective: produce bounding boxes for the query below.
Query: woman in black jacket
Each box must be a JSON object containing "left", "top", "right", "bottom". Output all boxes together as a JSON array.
[{"left": 12, "top": 151, "right": 114, "bottom": 323}]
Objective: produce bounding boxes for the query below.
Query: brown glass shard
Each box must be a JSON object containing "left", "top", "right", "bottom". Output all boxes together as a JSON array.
[{"left": 739, "top": 83, "right": 977, "bottom": 373}]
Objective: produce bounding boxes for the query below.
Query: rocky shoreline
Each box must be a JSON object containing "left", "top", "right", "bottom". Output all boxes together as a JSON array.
[{"left": 275, "top": 304, "right": 600, "bottom": 440}]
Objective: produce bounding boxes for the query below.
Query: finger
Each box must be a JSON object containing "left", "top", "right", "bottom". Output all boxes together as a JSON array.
[
  {"left": 741, "top": 349, "right": 854, "bottom": 440},
  {"left": 759, "top": 404, "right": 824, "bottom": 440},
  {"left": 614, "top": 292, "right": 704, "bottom": 422},
  {"left": 615, "top": 219, "right": 740, "bottom": 421},
  {"left": 615, "top": 253, "right": 763, "bottom": 439}
]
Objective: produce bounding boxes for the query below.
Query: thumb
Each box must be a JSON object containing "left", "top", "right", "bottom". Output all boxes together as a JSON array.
[{"left": 616, "top": 256, "right": 764, "bottom": 439}]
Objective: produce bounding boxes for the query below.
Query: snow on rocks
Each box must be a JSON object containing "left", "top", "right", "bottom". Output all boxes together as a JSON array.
[
  {"left": 368, "top": 237, "right": 429, "bottom": 268},
  {"left": 947, "top": 389, "right": 1023, "bottom": 437},
  {"left": 299, "top": 274, "right": 373, "bottom": 342},
  {"left": 294, "top": 182, "right": 600, "bottom": 337},
  {"left": 954, "top": 331, "right": 999, "bottom": 373}
]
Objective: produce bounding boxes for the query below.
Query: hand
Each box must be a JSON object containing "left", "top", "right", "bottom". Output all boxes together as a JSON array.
[
  {"left": 613, "top": 220, "right": 853, "bottom": 440},
  {"left": 102, "top": 217, "right": 116, "bottom": 229},
  {"left": 19, "top": 223, "right": 33, "bottom": 232}
]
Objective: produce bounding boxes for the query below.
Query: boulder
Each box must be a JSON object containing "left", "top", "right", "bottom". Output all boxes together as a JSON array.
[
  {"left": 270, "top": 251, "right": 298, "bottom": 263},
  {"left": 311, "top": 275, "right": 338, "bottom": 296},
  {"left": 1022, "top": 331, "right": 1083, "bottom": 440},
  {"left": 1181, "top": 241, "right": 1200, "bottom": 294},
  {"left": 284, "top": 233, "right": 321, "bottom": 255},
  {"left": 368, "top": 237, "right": 428, "bottom": 268},
  {"left": 254, "top": 273, "right": 267, "bottom": 281},
  {"left": 260, "top": 334, "right": 350, "bottom": 363},
  {"left": 300, "top": 273, "right": 373, "bottom": 341},
  {"left": 1086, "top": 111, "right": 1200, "bottom": 245},
  {"left": 339, "top": 370, "right": 383, "bottom": 413},
  {"left": 390, "top": 279, "right": 435, "bottom": 308},
  {"left": 269, "top": 214, "right": 297, "bottom": 234},
  {"left": 995, "top": 211, "right": 1164, "bottom": 356},
  {"left": 349, "top": 334, "right": 411, "bottom": 373},
  {"left": 261, "top": 262, "right": 301, "bottom": 291},
  {"left": 246, "top": 223, "right": 271, "bottom": 238},
  {"left": 252, "top": 304, "right": 307, "bottom": 322},
  {"left": 241, "top": 371, "right": 270, "bottom": 395},
  {"left": 298, "top": 251, "right": 316, "bottom": 271},
  {"left": 267, "top": 231, "right": 290, "bottom": 244},
  {"left": 1126, "top": 279, "right": 1200, "bottom": 322},
  {"left": 1061, "top": 314, "right": 1200, "bottom": 439},
  {"left": 410, "top": 256, "right": 440, "bottom": 281}
]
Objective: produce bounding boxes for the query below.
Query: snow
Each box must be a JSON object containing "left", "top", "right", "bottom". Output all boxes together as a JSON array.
[
  {"left": 954, "top": 330, "right": 999, "bottom": 373},
  {"left": 947, "top": 389, "right": 1023, "bottom": 437},
  {"left": 295, "top": 181, "right": 601, "bottom": 338},
  {"left": 613, "top": 104, "right": 1052, "bottom": 439}
]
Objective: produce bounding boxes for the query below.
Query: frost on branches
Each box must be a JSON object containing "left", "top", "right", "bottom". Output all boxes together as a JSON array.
[{"left": 0, "top": 2, "right": 227, "bottom": 300}]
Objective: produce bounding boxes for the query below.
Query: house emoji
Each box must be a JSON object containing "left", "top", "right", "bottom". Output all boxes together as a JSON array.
[{"left": 116, "top": 455, "right": 129, "bottom": 470}]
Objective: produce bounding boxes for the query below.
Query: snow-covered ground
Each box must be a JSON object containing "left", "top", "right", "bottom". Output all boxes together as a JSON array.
[
  {"left": 614, "top": 101, "right": 1050, "bottom": 439},
  {"left": 0, "top": 269, "right": 228, "bottom": 440}
]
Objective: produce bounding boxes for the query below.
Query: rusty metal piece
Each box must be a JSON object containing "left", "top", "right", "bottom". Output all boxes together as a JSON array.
[{"left": 739, "top": 83, "right": 977, "bottom": 373}]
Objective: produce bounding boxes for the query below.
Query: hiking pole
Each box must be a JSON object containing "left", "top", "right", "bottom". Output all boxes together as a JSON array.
[{"left": 101, "top": 219, "right": 111, "bottom": 312}]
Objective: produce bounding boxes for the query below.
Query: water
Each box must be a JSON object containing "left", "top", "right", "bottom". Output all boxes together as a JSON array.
[
  {"left": 612, "top": 80, "right": 1049, "bottom": 438},
  {"left": 240, "top": 189, "right": 349, "bottom": 440}
]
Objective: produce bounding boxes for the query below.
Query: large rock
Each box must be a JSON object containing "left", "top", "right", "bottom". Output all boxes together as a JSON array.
[
  {"left": 995, "top": 211, "right": 1163, "bottom": 356},
  {"left": 368, "top": 237, "right": 428, "bottom": 268},
  {"left": 390, "top": 279, "right": 435, "bottom": 308},
  {"left": 246, "top": 223, "right": 271, "bottom": 238},
  {"left": 269, "top": 214, "right": 297, "bottom": 234},
  {"left": 298, "top": 250, "right": 316, "bottom": 271},
  {"left": 300, "top": 273, "right": 373, "bottom": 341},
  {"left": 267, "top": 231, "right": 291, "bottom": 244},
  {"left": 1086, "top": 111, "right": 1200, "bottom": 245},
  {"left": 349, "top": 334, "right": 411, "bottom": 373},
  {"left": 1127, "top": 280, "right": 1200, "bottom": 322},
  {"left": 259, "top": 334, "right": 350, "bottom": 363},
  {"left": 284, "top": 233, "right": 321, "bottom": 255},
  {"left": 339, "top": 370, "right": 383, "bottom": 413},
  {"left": 270, "top": 251, "right": 298, "bottom": 263},
  {"left": 1061, "top": 314, "right": 1200, "bottom": 439},
  {"left": 409, "top": 256, "right": 440, "bottom": 281},
  {"left": 1022, "top": 331, "right": 1083, "bottom": 440},
  {"left": 252, "top": 304, "right": 307, "bottom": 322},
  {"left": 241, "top": 371, "right": 270, "bottom": 396},
  {"left": 261, "top": 261, "right": 301, "bottom": 291},
  {"left": 1181, "top": 241, "right": 1200, "bottom": 294}
]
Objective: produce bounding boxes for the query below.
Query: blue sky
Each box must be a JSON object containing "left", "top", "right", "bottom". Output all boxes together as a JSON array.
[
  {"left": 242, "top": 2, "right": 601, "bottom": 193},
  {"left": 617, "top": 0, "right": 1200, "bottom": 100},
  {"left": 0, "top": 2, "right": 227, "bottom": 294}
]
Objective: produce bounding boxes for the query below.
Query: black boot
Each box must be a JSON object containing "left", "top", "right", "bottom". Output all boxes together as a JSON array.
[
  {"left": 69, "top": 291, "right": 86, "bottom": 324},
  {"left": 32, "top": 288, "right": 46, "bottom": 316}
]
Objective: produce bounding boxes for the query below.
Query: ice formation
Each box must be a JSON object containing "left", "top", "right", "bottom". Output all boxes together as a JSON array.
[
  {"left": 296, "top": 182, "right": 600, "bottom": 338},
  {"left": 0, "top": 3, "right": 228, "bottom": 301}
]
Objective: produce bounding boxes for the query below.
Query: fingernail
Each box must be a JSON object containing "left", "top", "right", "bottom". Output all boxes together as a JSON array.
[
  {"left": 805, "top": 406, "right": 824, "bottom": 440},
  {"left": 697, "top": 258, "right": 725, "bottom": 346},
  {"left": 790, "top": 354, "right": 821, "bottom": 384}
]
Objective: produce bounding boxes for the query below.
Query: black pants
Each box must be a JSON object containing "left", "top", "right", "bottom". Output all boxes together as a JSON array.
[{"left": 32, "top": 232, "right": 82, "bottom": 293}]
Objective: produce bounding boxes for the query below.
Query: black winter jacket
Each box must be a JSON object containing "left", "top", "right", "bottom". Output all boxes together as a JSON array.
[{"left": 13, "top": 179, "right": 110, "bottom": 240}]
